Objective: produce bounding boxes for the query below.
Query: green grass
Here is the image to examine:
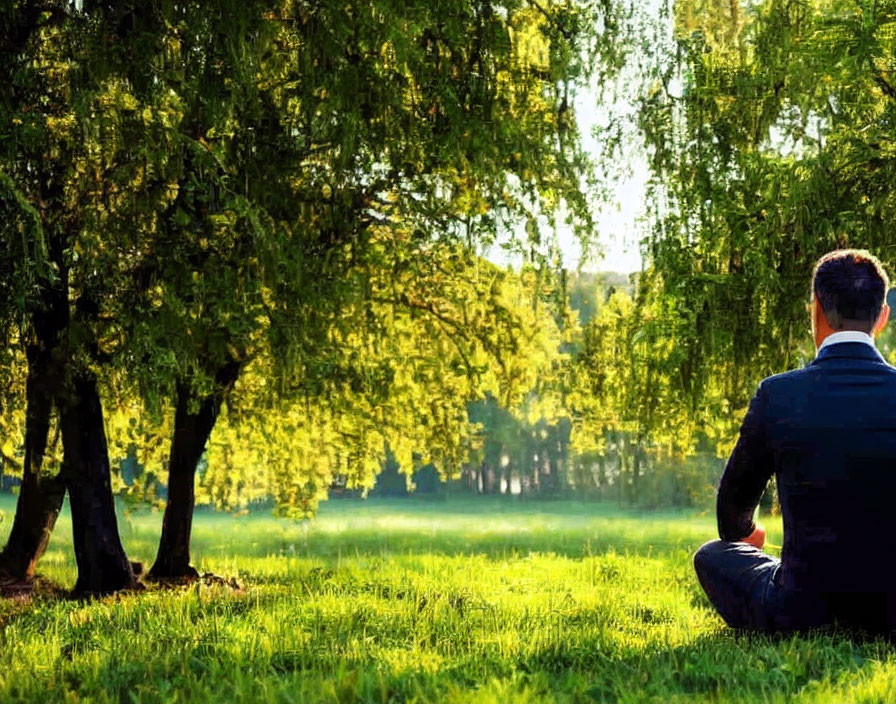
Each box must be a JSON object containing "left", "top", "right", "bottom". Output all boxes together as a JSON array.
[{"left": 0, "top": 494, "right": 894, "bottom": 703}]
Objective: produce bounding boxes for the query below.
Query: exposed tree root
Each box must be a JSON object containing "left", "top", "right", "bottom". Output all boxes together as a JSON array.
[
  {"left": 145, "top": 566, "right": 241, "bottom": 591},
  {"left": 0, "top": 574, "right": 34, "bottom": 600}
]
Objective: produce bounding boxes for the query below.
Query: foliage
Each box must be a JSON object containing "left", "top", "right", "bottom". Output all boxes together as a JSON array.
[
  {"left": 204, "top": 258, "right": 576, "bottom": 515},
  {"left": 0, "top": 0, "right": 626, "bottom": 528},
  {"left": 104, "top": 256, "right": 573, "bottom": 515},
  {"left": 559, "top": 0, "right": 896, "bottom": 468},
  {"left": 567, "top": 276, "right": 707, "bottom": 502},
  {"left": 0, "top": 348, "right": 28, "bottom": 478},
  {"left": 85, "top": 0, "right": 622, "bottom": 402},
  {"left": 465, "top": 396, "right": 572, "bottom": 495}
]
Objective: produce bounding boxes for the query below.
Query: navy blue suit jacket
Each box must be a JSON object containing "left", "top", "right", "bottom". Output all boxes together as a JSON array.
[{"left": 718, "top": 341, "right": 896, "bottom": 594}]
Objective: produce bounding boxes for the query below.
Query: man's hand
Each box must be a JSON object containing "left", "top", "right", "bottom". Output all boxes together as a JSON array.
[{"left": 740, "top": 522, "right": 766, "bottom": 550}]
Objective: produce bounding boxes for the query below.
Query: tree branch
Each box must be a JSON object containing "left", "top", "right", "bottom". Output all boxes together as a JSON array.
[
  {"left": 869, "top": 58, "right": 896, "bottom": 104},
  {"left": 525, "top": 0, "right": 573, "bottom": 41}
]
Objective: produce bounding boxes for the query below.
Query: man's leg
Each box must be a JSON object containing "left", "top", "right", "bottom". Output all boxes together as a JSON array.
[
  {"left": 693, "top": 539, "right": 779, "bottom": 629},
  {"left": 693, "top": 540, "right": 830, "bottom": 632}
]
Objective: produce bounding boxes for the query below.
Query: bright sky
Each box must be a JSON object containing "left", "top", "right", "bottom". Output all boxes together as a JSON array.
[
  {"left": 487, "top": 88, "right": 650, "bottom": 276},
  {"left": 560, "top": 86, "right": 649, "bottom": 275},
  {"left": 483, "top": 91, "right": 649, "bottom": 276},
  {"left": 485, "top": 50, "right": 654, "bottom": 276},
  {"left": 491, "top": 0, "right": 670, "bottom": 276}
]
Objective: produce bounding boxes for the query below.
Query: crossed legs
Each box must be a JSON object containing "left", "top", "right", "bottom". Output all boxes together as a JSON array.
[{"left": 693, "top": 540, "right": 831, "bottom": 633}]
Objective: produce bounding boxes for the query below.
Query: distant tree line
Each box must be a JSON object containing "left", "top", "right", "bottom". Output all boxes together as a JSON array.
[{"left": 356, "top": 271, "right": 728, "bottom": 509}]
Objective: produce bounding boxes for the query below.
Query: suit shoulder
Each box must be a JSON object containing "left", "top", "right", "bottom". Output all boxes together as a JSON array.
[
  {"left": 758, "top": 356, "right": 896, "bottom": 397},
  {"left": 756, "top": 368, "right": 804, "bottom": 393}
]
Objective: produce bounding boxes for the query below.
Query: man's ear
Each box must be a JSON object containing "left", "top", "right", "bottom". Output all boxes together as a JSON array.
[
  {"left": 874, "top": 303, "right": 891, "bottom": 336},
  {"left": 813, "top": 297, "right": 827, "bottom": 329}
]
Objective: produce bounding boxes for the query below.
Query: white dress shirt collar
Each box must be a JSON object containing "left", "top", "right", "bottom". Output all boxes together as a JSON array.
[{"left": 817, "top": 329, "right": 876, "bottom": 352}]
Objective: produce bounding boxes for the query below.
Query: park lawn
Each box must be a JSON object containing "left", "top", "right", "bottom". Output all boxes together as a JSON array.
[{"left": 0, "top": 495, "right": 894, "bottom": 703}]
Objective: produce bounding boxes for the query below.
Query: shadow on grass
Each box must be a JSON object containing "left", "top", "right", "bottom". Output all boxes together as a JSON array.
[
  {"left": 321, "top": 495, "right": 702, "bottom": 518},
  {"left": 518, "top": 627, "right": 896, "bottom": 700},
  {"left": 46, "top": 621, "right": 896, "bottom": 704},
  {"left": 3, "top": 495, "right": 718, "bottom": 566}
]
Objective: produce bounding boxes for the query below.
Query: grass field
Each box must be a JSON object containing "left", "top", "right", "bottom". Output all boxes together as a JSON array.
[{"left": 1, "top": 494, "right": 895, "bottom": 703}]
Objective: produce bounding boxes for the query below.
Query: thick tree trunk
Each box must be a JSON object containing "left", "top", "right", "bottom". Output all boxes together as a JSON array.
[
  {"left": 148, "top": 362, "right": 240, "bottom": 581},
  {"left": 0, "top": 346, "right": 65, "bottom": 582},
  {"left": 59, "top": 373, "right": 136, "bottom": 596}
]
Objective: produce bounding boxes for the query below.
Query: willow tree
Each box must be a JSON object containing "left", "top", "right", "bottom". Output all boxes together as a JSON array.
[
  {"left": 627, "top": 0, "right": 896, "bottom": 453},
  {"left": 185, "top": 255, "right": 571, "bottom": 514},
  {"left": 110, "top": 0, "right": 621, "bottom": 582},
  {"left": 1, "top": 0, "right": 626, "bottom": 590},
  {"left": 567, "top": 270, "right": 708, "bottom": 501}
]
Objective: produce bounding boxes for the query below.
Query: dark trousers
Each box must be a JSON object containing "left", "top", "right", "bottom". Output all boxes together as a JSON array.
[
  {"left": 693, "top": 540, "right": 831, "bottom": 633},
  {"left": 695, "top": 539, "right": 896, "bottom": 635}
]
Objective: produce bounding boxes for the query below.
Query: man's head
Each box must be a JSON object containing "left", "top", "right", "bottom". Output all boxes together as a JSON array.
[{"left": 811, "top": 248, "right": 890, "bottom": 346}]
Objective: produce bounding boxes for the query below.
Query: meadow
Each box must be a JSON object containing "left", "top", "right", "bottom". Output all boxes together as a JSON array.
[{"left": 0, "top": 494, "right": 895, "bottom": 703}]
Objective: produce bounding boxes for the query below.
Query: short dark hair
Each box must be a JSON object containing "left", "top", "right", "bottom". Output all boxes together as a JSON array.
[{"left": 812, "top": 249, "right": 889, "bottom": 332}]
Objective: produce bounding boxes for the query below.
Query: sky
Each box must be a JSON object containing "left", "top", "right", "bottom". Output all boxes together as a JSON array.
[
  {"left": 483, "top": 85, "right": 650, "bottom": 277},
  {"left": 485, "top": 4, "right": 669, "bottom": 276},
  {"left": 515, "top": 0, "right": 673, "bottom": 276},
  {"left": 559, "top": 86, "right": 650, "bottom": 275}
]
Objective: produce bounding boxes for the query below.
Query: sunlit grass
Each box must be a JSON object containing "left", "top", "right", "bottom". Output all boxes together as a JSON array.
[{"left": 0, "top": 494, "right": 894, "bottom": 703}]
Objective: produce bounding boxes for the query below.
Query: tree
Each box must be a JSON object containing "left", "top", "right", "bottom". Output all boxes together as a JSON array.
[
  {"left": 593, "top": 0, "right": 896, "bottom": 464},
  {"left": 0, "top": 1, "right": 142, "bottom": 593},
  {"left": 1, "top": 0, "right": 625, "bottom": 590},
  {"left": 125, "top": 0, "right": 622, "bottom": 580}
]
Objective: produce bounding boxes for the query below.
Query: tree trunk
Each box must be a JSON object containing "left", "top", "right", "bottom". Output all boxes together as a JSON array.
[
  {"left": 546, "top": 457, "right": 559, "bottom": 495},
  {"left": 148, "top": 361, "right": 240, "bottom": 581},
  {"left": 59, "top": 372, "right": 136, "bottom": 596},
  {"left": 618, "top": 442, "right": 627, "bottom": 502},
  {"left": 482, "top": 464, "right": 498, "bottom": 494},
  {"left": 632, "top": 442, "right": 642, "bottom": 489},
  {"left": 0, "top": 345, "right": 65, "bottom": 582}
]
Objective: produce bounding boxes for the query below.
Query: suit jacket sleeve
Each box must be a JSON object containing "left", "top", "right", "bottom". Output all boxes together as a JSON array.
[{"left": 716, "top": 381, "right": 775, "bottom": 541}]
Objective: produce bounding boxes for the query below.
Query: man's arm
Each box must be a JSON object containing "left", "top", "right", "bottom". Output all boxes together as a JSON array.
[{"left": 717, "top": 381, "right": 775, "bottom": 543}]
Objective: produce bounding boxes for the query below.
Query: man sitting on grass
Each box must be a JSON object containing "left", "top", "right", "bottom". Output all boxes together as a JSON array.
[{"left": 694, "top": 248, "right": 896, "bottom": 634}]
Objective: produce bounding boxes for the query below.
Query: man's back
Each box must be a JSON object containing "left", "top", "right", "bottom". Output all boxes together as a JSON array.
[
  {"left": 754, "top": 342, "right": 896, "bottom": 630},
  {"left": 762, "top": 342, "right": 896, "bottom": 593}
]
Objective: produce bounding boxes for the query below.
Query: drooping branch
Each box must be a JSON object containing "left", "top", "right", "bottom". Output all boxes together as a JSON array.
[{"left": 869, "top": 58, "right": 896, "bottom": 104}]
